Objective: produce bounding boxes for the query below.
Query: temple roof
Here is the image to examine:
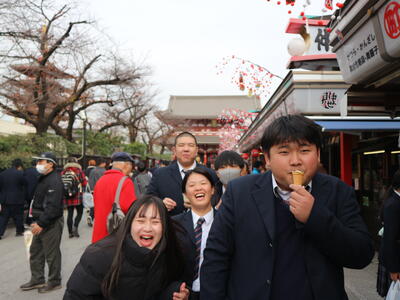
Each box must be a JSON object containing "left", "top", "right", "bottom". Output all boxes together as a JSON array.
[
  {"left": 11, "top": 63, "right": 73, "bottom": 79},
  {"left": 157, "top": 95, "right": 261, "bottom": 120}
]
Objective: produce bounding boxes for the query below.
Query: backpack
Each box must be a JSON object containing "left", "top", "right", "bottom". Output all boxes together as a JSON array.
[
  {"left": 107, "top": 176, "right": 128, "bottom": 233},
  {"left": 62, "top": 170, "right": 80, "bottom": 199}
]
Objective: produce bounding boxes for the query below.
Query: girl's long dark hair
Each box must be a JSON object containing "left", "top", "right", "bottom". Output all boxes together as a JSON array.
[{"left": 101, "top": 195, "right": 185, "bottom": 299}]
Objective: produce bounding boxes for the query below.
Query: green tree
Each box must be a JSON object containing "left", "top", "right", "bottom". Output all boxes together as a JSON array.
[{"left": 123, "top": 142, "right": 146, "bottom": 157}]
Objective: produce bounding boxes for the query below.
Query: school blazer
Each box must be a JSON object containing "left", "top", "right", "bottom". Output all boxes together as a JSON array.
[
  {"left": 381, "top": 191, "right": 400, "bottom": 273},
  {"left": 173, "top": 209, "right": 217, "bottom": 288},
  {"left": 200, "top": 171, "right": 374, "bottom": 300}
]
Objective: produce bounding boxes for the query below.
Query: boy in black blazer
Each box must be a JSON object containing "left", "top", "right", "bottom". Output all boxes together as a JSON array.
[
  {"left": 147, "top": 132, "right": 220, "bottom": 215},
  {"left": 173, "top": 167, "right": 216, "bottom": 300},
  {"left": 201, "top": 115, "right": 374, "bottom": 300}
]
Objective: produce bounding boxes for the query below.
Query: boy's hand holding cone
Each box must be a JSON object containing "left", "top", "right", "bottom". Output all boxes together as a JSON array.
[{"left": 289, "top": 170, "right": 314, "bottom": 223}]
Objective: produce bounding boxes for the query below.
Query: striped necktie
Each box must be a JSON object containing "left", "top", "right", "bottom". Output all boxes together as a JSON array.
[
  {"left": 193, "top": 217, "right": 205, "bottom": 280},
  {"left": 181, "top": 169, "right": 188, "bottom": 178}
]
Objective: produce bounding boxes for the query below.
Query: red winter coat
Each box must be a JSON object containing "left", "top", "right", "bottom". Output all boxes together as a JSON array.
[
  {"left": 92, "top": 169, "right": 136, "bottom": 243},
  {"left": 61, "top": 163, "right": 87, "bottom": 207}
]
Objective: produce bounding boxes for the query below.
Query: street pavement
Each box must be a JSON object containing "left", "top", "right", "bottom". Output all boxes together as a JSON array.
[{"left": 0, "top": 211, "right": 384, "bottom": 300}]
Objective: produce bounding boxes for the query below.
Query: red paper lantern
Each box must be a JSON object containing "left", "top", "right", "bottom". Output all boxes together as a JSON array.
[
  {"left": 241, "top": 153, "right": 249, "bottom": 160},
  {"left": 251, "top": 149, "right": 260, "bottom": 157}
]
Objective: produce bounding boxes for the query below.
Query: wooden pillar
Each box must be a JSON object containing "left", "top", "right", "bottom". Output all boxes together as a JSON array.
[{"left": 340, "top": 132, "right": 353, "bottom": 186}]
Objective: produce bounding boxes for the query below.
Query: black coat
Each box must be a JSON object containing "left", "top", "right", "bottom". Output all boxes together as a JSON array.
[
  {"left": 64, "top": 235, "right": 183, "bottom": 300},
  {"left": 173, "top": 209, "right": 217, "bottom": 290},
  {"left": 381, "top": 191, "right": 400, "bottom": 273},
  {"left": 0, "top": 167, "right": 27, "bottom": 205},
  {"left": 200, "top": 171, "right": 374, "bottom": 300},
  {"left": 24, "top": 167, "right": 39, "bottom": 202},
  {"left": 31, "top": 169, "right": 64, "bottom": 228},
  {"left": 146, "top": 161, "right": 222, "bottom": 216}
]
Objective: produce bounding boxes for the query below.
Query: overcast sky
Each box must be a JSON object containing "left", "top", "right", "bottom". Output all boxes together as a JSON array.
[{"left": 80, "top": 0, "right": 330, "bottom": 109}]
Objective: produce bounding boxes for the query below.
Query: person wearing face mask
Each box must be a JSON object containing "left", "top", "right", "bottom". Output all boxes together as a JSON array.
[
  {"left": 173, "top": 167, "right": 216, "bottom": 300},
  {"left": 64, "top": 195, "right": 190, "bottom": 300},
  {"left": 214, "top": 151, "right": 246, "bottom": 209},
  {"left": 20, "top": 152, "right": 64, "bottom": 293},
  {"left": 91, "top": 152, "right": 137, "bottom": 243}
]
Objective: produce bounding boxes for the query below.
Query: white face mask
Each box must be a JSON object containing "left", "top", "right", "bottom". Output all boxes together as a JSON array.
[
  {"left": 36, "top": 164, "right": 48, "bottom": 174},
  {"left": 218, "top": 168, "right": 241, "bottom": 185}
]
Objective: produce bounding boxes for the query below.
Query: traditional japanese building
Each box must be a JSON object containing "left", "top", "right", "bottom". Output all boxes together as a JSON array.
[{"left": 156, "top": 95, "right": 261, "bottom": 164}]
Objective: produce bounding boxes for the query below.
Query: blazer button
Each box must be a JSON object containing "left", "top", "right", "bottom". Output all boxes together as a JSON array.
[
  {"left": 267, "top": 279, "right": 271, "bottom": 285},
  {"left": 268, "top": 242, "right": 273, "bottom": 248}
]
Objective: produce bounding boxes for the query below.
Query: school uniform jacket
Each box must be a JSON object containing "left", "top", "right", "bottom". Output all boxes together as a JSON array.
[
  {"left": 200, "top": 171, "right": 374, "bottom": 300},
  {"left": 381, "top": 191, "right": 400, "bottom": 273},
  {"left": 173, "top": 209, "right": 216, "bottom": 288}
]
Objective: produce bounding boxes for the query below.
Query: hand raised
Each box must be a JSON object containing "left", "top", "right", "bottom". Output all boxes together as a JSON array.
[
  {"left": 163, "top": 197, "right": 177, "bottom": 211},
  {"left": 172, "top": 282, "right": 189, "bottom": 300},
  {"left": 288, "top": 184, "right": 315, "bottom": 223}
]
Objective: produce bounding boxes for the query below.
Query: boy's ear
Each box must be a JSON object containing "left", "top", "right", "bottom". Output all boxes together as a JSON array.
[{"left": 263, "top": 153, "right": 271, "bottom": 168}]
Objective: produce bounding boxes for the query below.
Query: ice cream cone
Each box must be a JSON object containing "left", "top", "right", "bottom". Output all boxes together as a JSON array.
[{"left": 292, "top": 170, "right": 304, "bottom": 185}]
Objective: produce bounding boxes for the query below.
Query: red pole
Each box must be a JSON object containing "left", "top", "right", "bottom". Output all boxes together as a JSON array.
[{"left": 340, "top": 132, "right": 353, "bottom": 186}]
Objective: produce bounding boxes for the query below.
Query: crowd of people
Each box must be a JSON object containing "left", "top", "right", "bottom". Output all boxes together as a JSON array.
[{"left": 0, "top": 114, "right": 399, "bottom": 299}]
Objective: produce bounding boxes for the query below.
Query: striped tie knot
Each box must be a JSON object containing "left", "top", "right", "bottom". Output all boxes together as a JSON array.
[{"left": 197, "top": 217, "right": 205, "bottom": 227}]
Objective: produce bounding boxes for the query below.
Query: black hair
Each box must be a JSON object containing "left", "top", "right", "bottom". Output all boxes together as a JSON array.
[
  {"left": 160, "top": 160, "right": 170, "bottom": 166},
  {"left": 12, "top": 158, "right": 23, "bottom": 168},
  {"left": 261, "top": 114, "right": 323, "bottom": 155},
  {"left": 174, "top": 131, "right": 198, "bottom": 146},
  {"left": 214, "top": 151, "right": 245, "bottom": 170},
  {"left": 101, "top": 195, "right": 185, "bottom": 299},
  {"left": 182, "top": 167, "right": 215, "bottom": 194},
  {"left": 31, "top": 159, "right": 37, "bottom": 167},
  {"left": 392, "top": 169, "right": 400, "bottom": 190},
  {"left": 253, "top": 161, "right": 263, "bottom": 169},
  {"left": 137, "top": 161, "right": 146, "bottom": 172},
  {"left": 97, "top": 158, "right": 105, "bottom": 166},
  {"left": 67, "top": 157, "right": 78, "bottom": 163}
]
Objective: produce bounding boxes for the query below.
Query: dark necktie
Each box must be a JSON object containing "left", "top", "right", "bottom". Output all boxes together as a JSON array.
[
  {"left": 193, "top": 217, "right": 205, "bottom": 280},
  {"left": 181, "top": 169, "right": 188, "bottom": 178}
]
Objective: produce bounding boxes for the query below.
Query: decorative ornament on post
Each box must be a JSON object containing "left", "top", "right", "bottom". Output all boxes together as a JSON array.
[
  {"left": 241, "top": 153, "right": 249, "bottom": 160},
  {"left": 287, "top": 37, "right": 306, "bottom": 56}
]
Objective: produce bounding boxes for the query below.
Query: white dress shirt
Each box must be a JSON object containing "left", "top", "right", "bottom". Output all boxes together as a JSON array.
[
  {"left": 177, "top": 161, "right": 197, "bottom": 179},
  {"left": 191, "top": 209, "right": 214, "bottom": 292},
  {"left": 271, "top": 174, "right": 312, "bottom": 202}
]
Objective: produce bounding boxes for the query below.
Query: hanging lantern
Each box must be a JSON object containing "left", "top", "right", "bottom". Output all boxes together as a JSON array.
[
  {"left": 251, "top": 149, "right": 261, "bottom": 157},
  {"left": 287, "top": 37, "right": 306, "bottom": 56},
  {"left": 239, "top": 74, "right": 245, "bottom": 91},
  {"left": 325, "top": 0, "right": 333, "bottom": 10},
  {"left": 241, "top": 153, "right": 249, "bottom": 160}
]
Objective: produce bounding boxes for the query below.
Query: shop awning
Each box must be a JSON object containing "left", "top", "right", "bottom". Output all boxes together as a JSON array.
[{"left": 315, "top": 120, "right": 400, "bottom": 131}]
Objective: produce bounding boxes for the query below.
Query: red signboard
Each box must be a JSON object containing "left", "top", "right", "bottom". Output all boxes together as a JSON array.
[{"left": 384, "top": 1, "right": 400, "bottom": 39}]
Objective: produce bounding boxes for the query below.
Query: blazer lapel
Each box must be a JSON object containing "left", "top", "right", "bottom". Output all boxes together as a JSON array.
[
  {"left": 182, "top": 211, "right": 196, "bottom": 245},
  {"left": 310, "top": 173, "right": 329, "bottom": 207},
  {"left": 251, "top": 172, "right": 276, "bottom": 242},
  {"left": 169, "top": 161, "right": 183, "bottom": 186}
]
